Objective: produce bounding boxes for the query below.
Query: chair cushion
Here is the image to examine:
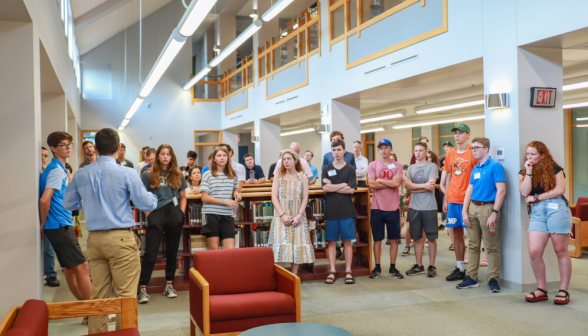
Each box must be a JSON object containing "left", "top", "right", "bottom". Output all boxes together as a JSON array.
[
  {"left": 193, "top": 247, "right": 276, "bottom": 295},
  {"left": 6, "top": 329, "right": 32, "bottom": 336},
  {"left": 576, "top": 204, "right": 588, "bottom": 221},
  {"left": 209, "top": 291, "right": 295, "bottom": 322},
  {"left": 211, "top": 314, "right": 296, "bottom": 334},
  {"left": 91, "top": 328, "right": 140, "bottom": 336},
  {"left": 10, "top": 300, "right": 48, "bottom": 336}
]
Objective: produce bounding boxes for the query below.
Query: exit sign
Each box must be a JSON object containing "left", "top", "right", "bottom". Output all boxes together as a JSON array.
[{"left": 530, "top": 87, "right": 557, "bottom": 107}]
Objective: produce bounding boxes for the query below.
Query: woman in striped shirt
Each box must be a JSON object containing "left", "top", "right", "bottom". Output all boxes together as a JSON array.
[{"left": 200, "top": 147, "right": 242, "bottom": 250}]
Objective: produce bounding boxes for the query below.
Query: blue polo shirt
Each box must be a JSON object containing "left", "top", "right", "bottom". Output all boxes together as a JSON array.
[
  {"left": 40, "top": 159, "right": 72, "bottom": 229},
  {"left": 309, "top": 164, "right": 319, "bottom": 180},
  {"left": 469, "top": 157, "right": 506, "bottom": 202}
]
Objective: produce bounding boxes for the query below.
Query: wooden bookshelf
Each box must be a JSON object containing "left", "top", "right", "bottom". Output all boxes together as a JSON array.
[{"left": 138, "top": 188, "right": 371, "bottom": 293}]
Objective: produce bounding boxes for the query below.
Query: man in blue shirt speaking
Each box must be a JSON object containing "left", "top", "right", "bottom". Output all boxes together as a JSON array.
[
  {"left": 64, "top": 128, "right": 157, "bottom": 334},
  {"left": 458, "top": 137, "right": 506, "bottom": 293}
]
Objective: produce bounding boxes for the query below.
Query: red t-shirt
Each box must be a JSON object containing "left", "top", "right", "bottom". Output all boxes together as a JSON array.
[
  {"left": 443, "top": 146, "right": 478, "bottom": 204},
  {"left": 368, "top": 159, "right": 403, "bottom": 211}
]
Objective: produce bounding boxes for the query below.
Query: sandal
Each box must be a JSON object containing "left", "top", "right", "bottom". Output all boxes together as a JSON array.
[
  {"left": 402, "top": 246, "right": 411, "bottom": 256},
  {"left": 479, "top": 259, "right": 487, "bottom": 267},
  {"left": 449, "top": 244, "right": 455, "bottom": 251},
  {"left": 324, "top": 272, "right": 337, "bottom": 284},
  {"left": 345, "top": 272, "right": 355, "bottom": 285},
  {"left": 554, "top": 289, "right": 570, "bottom": 305},
  {"left": 525, "top": 288, "right": 548, "bottom": 302}
]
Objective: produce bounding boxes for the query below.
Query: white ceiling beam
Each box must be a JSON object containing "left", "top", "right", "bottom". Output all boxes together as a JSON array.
[{"left": 74, "top": 0, "right": 131, "bottom": 32}]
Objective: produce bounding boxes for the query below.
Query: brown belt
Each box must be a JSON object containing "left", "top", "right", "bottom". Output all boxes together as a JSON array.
[
  {"left": 471, "top": 200, "right": 494, "bottom": 206},
  {"left": 91, "top": 227, "right": 134, "bottom": 232}
]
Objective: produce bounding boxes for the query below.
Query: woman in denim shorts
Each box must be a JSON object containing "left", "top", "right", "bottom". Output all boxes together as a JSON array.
[{"left": 519, "top": 141, "right": 572, "bottom": 305}]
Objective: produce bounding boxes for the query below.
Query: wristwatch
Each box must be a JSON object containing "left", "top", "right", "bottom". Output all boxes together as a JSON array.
[
  {"left": 534, "top": 194, "right": 540, "bottom": 202},
  {"left": 526, "top": 173, "right": 532, "bottom": 177},
  {"left": 491, "top": 209, "right": 498, "bottom": 214}
]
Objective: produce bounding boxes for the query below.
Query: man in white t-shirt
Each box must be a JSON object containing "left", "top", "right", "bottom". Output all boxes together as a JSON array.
[
  {"left": 353, "top": 140, "right": 368, "bottom": 188},
  {"left": 219, "top": 143, "right": 245, "bottom": 192},
  {"left": 273, "top": 142, "right": 313, "bottom": 179},
  {"left": 136, "top": 146, "right": 151, "bottom": 174}
]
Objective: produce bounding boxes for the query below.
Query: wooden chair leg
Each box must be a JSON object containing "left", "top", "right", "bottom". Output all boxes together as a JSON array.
[{"left": 190, "top": 319, "right": 196, "bottom": 336}]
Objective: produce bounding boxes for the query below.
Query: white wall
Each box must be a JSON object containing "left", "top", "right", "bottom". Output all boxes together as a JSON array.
[
  {"left": 81, "top": 1, "right": 221, "bottom": 166},
  {"left": 281, "top": 131, "right": 322, "bottom": 177},
  {"left": 375, "top": 127, "right": 413, "bottom": 165}
]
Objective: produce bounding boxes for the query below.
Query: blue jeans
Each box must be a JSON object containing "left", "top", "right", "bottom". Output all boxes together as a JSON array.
[{"left": 43, "top": 236, "right": 57, "bottom": 278}]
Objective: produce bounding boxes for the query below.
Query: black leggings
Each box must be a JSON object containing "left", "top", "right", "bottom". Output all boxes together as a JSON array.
[{"left": 139, "top": 202, "right": 184, "bottom": 285}]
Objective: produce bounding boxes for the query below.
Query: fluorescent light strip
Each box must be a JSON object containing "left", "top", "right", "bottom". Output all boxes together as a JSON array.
[
  {"left": 576, "top": 125, "right": 588, "bottom": 128},
  {"left": 280, "top": 128, "right": 315, "bottom": 136},
  {"left": 393, "top": 115, "right": 485, "bottom": 130},
  {"left": 563, "top": 101, "right": 588, "bottom": 109},
  {"left": 360, "top": 113, "right": 403, "bottom": 124},
  {"left": 262, "top": 0, "right": 294, "bottom": 22},
  {"left": 416, "top": 100, "right": 485, "bottom": 114},
  {"left": 124, "top": 97, "right": 144, "bottom": 120},
  {"left": 183, "top": 65, "right": 212, "bottom": 91},
  {"left": 563, "top": 81, "right": 588, "bottom": 91},
  {"left": 177, "top": 0, "right": 218, "bottom": 37},
  {"left": 361, "top": 127, "right": 385, "bottom": 134},
  {"left": 121, "top": 119, "right": 130, "bottom": 127},
  {"left": 139, "top": 33, "right": 186, "bottom": 98},
  {"left": 118, "top": 126, "right": 124, "bottom": 131},
  {"left": 576, "top": 117, "right": 588, "bottom": 121},
  {"left": 210, "top": 20, "right": 262, "bottom": 67}
]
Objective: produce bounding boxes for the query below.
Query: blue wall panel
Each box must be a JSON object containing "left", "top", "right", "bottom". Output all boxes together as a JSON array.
[
  {"left": 347, "top": 0, "right": 444, "bottom": 64},
  {"left": 225, "top": 90, "right": 248, "bottom": 113},
  {"left": 266, "top": 60, "right": 307, "bottom": 97}
]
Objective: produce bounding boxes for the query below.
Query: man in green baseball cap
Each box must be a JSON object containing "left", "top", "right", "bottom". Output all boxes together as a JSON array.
[
  {"left": 451, "top": 123, "right": 471, "bottom": 133},
  {"left": 441, "top": 123, "right": 478, "bottom": 282}
]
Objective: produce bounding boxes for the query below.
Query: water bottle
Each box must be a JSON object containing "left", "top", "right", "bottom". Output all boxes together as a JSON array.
[
  {"left": 250, "top": 170, "right": 256, "bottom": 180},
  {"left": 489, "top": 222, "right": 496, "bottom": 234}
]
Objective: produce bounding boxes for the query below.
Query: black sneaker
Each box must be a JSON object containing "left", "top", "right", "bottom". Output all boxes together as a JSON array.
[
  {"left": 406, "top": 264, "right": 426, "bottom": 276},
  {"left": 438, "top": 224, "right": 445, "bottom": 230},
  {"left": 446, "top": 267, "right": 466, "bottom": 281},
  {"left": 369, "top": 268, "right": 381, "bottom": 279},
  {"left": 45, "top": 277, "right": 60, "bottom": 287},
  {"left": 427, "top": 265, "right": 437, "bottom": 277},
  {"left": 389, "top": 267, "right": 404, "bottom": 279}
]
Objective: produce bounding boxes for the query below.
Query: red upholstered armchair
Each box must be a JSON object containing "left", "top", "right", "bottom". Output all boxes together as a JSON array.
[
  {"left": 189, "top": 247, "right": 300, "bottom": 336},
  {"left": 570, "top": 203, "right": 588, "bottom": 258}
]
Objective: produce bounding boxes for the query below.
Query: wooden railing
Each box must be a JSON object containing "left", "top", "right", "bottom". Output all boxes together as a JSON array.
[
  {"left": 258, "top": 4, "right": 321, "bottom": 82},
  {"left": 191, "top": 56, "right": 255, "bottom": 104}
]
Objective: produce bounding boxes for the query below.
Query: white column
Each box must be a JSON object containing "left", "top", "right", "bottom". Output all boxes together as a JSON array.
[
  {"left": 68, "top": 115, "right": 79, "bottom": 170},
  {"left": 258, "top": 120, "right": 281, "bottom": 175},
  {"left": 330, "top": 99, "right": 361, "bottom": 152},
  {"left": 222, "top": 130, "right": 239, "bottom": 156},
  {"left": 483, "top": 0, "right": 564, "bottom": 292},
  {"left": 0, "top": 21, "right": 43, "bottom": 316}
]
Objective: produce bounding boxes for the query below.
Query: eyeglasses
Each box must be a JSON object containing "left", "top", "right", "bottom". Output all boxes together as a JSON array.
[
  {"left": 57, "top": 143, "right": 74, "bottom": 149},
  {"left": 471, "top": 146, "right": 486, "bottom": 152}
]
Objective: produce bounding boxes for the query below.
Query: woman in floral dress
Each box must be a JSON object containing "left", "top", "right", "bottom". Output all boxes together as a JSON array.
[{"left": 269, "top": 150, "right": 315, "bottom": 275}]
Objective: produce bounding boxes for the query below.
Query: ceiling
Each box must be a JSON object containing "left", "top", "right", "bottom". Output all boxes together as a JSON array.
[{"left": 0, "top": 0, "right": 30, "bottom": 22}]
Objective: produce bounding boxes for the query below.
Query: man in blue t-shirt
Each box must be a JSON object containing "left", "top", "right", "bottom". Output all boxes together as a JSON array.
[
  {"left": 40, "top": 132, "right": 92, "bottom": 304},
  {"left": 244, "top": 153, "right": 266, "bottom": 184},
  {"left": 304, "top": 150, "right": 319, "bottom": 184},
  {"left": 322, "top": 131, "right": 357, "bottom": 169},
  {"left": 458, "top": 137, "right": 506, "bottom": 293}
]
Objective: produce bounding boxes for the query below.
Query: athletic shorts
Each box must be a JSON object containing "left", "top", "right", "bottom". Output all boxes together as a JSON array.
[
  {"left": 44, "top": 226, "right": 86, "bottom": 269},
  {"left": 371, "top": 209, "right": 401, "bottom": 241},
  {"left": 201, "top": 214, "right": 236, "bottom": 240},
  {"left": 326, "top": 218, "right": 356, "bottom": 242},
  {"left": 446, "top": 203, "right": 467, "bottom": 229},
  {"left": 407, "top": 209, "right": 438, "bottom": 240}
]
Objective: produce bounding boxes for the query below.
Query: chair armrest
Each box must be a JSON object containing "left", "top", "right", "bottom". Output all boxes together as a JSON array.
[
  {"left": 0, "top": 307, "right": 18, "bottom": 336},
  {"left": 274, "top": 265, "right": 301, "bottom": 322},
  {"left": 190, "top": 268, "right": 210, "bottom": 336},
  {"left": 570, "top": 205, "right": 576, "bottom": 217},
  {"left": 46, "top": 298, "right": 138, "bottom": 329}
]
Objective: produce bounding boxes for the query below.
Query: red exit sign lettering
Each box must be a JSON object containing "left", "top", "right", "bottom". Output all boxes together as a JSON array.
[{"left": 530, "top": 87, "right": 557, "bottom": 107}]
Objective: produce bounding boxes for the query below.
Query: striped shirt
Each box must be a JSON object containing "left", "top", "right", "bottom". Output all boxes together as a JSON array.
[{"left": 200, "top": 171, "right": 238, "bottom": 216}]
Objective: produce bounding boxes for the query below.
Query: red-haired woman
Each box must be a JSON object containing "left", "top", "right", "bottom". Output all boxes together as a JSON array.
[
  {"left": 139, "top": 144, "right": 188, "bottom": 303},
  {"left": 519, "top": 141, "right": 572, "bottom": 305}
]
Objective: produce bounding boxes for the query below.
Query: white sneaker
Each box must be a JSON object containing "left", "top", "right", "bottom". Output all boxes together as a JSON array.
[
  {"left": 163, "top": 283, "right": 178, "bottom": 298},
  {"left": 138, "top": 287, "right": 150, "bottom": 304}
]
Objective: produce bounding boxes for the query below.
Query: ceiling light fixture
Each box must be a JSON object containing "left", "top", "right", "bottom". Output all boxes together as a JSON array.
[
  {"left": 393, "top": 115, "right": 485, "bottom": 129},
  {"left": 183, "top": 65, "right": 212, "bottom": 91},
  {"left": 563, "top": 81, "right": 588, "bottom": 91},
  {"left": 262, "top": 0, "right": 295, "bottom": 22},
  {"left": 415, "top": 96, "right": 485, "bottom": 114},
  {"left": 280, "top": 128, "right": 315, "bottom": 136},
  {"left": 360, "top": 109, "right": 407, "bottom": 124},
  {"left": 177, "top": 0, "right": 219, "bottom": 37},
  {"left": 121, "top": 119, "right": 130, "bottom": 127},
  {"left": 563, "top": 101, "right": 588, "bottom": 109},
  {"left": 576, "top": 117, "right": 588, "bottom": 121},
  {"left": 576, "top": 125, "right": 588, "bottom": 127},
  {"left": 249, "top": 9, "right": 258, "bottom": 18},
  {"left": 209, "top": 20, "right": 262, "bottom": 67},
  {"left": 361, "top": 127, "right": 385, "bottom": 134},
  {"left": 124, "top": 97, "right": 144, "bottom": 120}
]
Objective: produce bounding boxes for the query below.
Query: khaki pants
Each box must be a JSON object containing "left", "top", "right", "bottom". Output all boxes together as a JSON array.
[
  {"left": 87, "top": 230, "right": 141, "bottom": 334},
  {"left": 466, "top": 203, "right": 500, "bottom": 281}
]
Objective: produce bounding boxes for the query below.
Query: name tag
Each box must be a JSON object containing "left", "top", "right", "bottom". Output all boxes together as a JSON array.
[
  {"left": 387, "top": 164, "right": 396, "bottom": 169},
  {"left": 474, "top": 173, "right": 481, "bottom": 179},
  {"left": 173, "top": 197, "right": 178, "bottom": 206},
  {"left": 328, "top": 170, "right": 337, "bottom": 177},
  {"left": 548, "top": 202, "right": 558, "bottom": 210}
]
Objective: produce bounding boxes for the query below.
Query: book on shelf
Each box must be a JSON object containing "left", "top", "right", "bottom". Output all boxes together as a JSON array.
[
  {"left": 251, "top": 224, "right": 270, "bottom": 247},
  {"left": 190, "top": 235, "right": 208, "bottom": 253},
  {"left": 235, "top": 227, "right": 247, "bottom": 248},
  {"left": 250, "top": 201, "right": 274, "bottom": 223},
  {"left": 188, "top": 204, "right": 203, "bottom": 226},
  {"left": 308, "top": 198, "right": 326, "bottom": 219}
]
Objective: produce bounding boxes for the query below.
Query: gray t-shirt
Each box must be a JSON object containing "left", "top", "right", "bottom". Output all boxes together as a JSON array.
[
  {"left": 141, "top": 170, "right": 188, "bottom": 210},
  {"left": 406, "top": 162, "right": 438, "bottom": 211}
]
